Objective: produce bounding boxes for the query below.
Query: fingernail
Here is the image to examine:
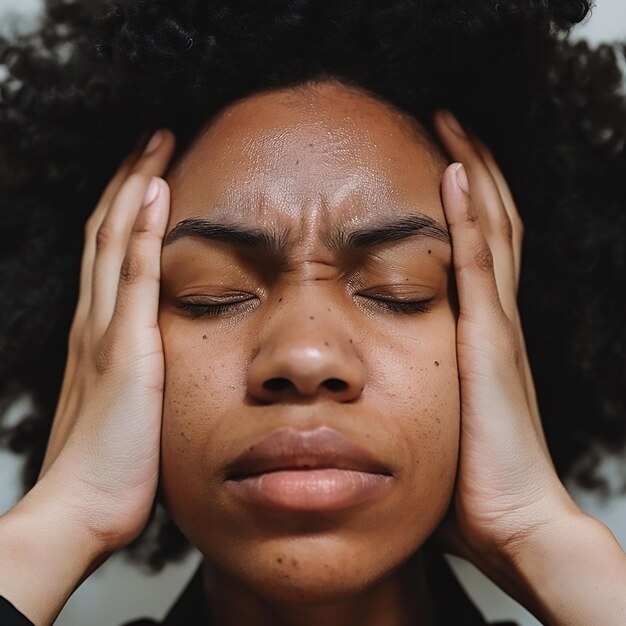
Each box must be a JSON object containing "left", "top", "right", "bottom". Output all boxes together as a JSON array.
[
  {"left": 454, "top": 163, "right": 469, "bottom": 194},
  {"left": 143, "top": 178, "right": 160, "bottom": 206},
  {"left": 144, "top": 130, "right": 163, "bottom": 154},
  {"left": 444, "top": 111, "right": 467, "bottom": 138}
]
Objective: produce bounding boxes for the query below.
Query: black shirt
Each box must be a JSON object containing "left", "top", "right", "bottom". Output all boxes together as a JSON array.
[{"left": 0, "top": 553, "right": 517, "bottom": 625}]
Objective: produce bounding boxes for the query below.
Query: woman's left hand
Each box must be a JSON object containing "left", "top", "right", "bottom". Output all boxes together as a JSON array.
[{"left": 430, "top": 110, "right": 603, "bottom": 617}]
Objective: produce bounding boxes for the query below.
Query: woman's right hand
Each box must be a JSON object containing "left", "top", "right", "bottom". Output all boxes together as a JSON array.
[
  {"left": 28, "top": 129, "right": 175, "bottom": 551},
  {"left": 0, "top": 129, "right": 175, "bottom": 626}
]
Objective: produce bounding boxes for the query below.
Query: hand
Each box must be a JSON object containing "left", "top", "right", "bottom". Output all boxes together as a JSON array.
[
  {"left": 29, "top": 129, "right": 175, "bottom": 551},
  {"left": 431, "top": 111, "right": 583, "bottom": 599}
]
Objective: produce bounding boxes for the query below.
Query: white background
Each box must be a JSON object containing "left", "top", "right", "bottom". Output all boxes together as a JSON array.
[{"left": 1, "top": 1, "right": 625, "bottom": 624}]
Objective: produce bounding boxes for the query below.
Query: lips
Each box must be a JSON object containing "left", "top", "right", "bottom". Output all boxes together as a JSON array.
[
  {"left": 224, "top": 425, "right": 393, "bottom": 479},
  {"left": 223, "top": 426, "right": 394, "bottom": 511}
]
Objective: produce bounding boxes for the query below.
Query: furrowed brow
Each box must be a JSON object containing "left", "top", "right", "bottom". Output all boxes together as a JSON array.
[
  {"left": 163, "top": 218, "right": 289, "bottom": 254},
  {"left": 325, "top": 214, "right": 450, "bottom": 253}
]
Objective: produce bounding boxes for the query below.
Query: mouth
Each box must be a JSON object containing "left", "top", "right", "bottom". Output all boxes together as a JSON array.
[{"left": 223, "top": 426, "right": 394, "bottom": 512}]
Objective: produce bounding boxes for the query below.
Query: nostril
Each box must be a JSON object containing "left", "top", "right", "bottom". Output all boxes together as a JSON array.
[
  {"left": 324, "top": 378, "right": 348, "bottom": 392},
  {"left": 263, "top": 377, "right": 292, "bottom": 393}
]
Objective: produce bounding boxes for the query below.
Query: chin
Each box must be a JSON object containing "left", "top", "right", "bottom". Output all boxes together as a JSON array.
[
  {"left": 243, "top": 561, "right": 382, "bottom": 605},
  {"left": 211, "top": 535, "right": 418, "bottom": 606}
]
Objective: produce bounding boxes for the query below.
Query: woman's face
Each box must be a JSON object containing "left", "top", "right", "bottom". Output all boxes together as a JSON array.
[{"left": 159, "top": 81, "right": 459, "bottom": 603}]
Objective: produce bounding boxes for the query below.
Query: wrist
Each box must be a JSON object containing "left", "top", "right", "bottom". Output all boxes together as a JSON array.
[
  {"left": 505, "top": 509, "right": 626, "bottom": 625},
  {"left": 0, "top": 480, "right": 112, "bottom": 626}
]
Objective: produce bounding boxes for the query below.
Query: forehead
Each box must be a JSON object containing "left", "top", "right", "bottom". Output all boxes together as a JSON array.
[{"left": 166, "top": 81, "right": 447, "bottom": 230}]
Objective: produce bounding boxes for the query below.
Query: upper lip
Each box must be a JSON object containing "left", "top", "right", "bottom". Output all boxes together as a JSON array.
[{"left": 224, "top": 426, "right": 393, "bottom": 479}]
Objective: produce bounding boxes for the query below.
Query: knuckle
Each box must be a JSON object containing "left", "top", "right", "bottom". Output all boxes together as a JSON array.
[
  {"left": 95, "top": 223, "right": 115, "bottom": 253},
  {"left": 473, "top": 245, "right": 494, "bottom": 272},
  {"left": 119, "top": 253, "right": 144, "bottom": 284},
  {"left": 95, "top": 345, "right": 111, "bottom": 376},
  {"left": 464, "top": 205, "right": 480, "bottom": 227},
  {"left": 132, "top": 215, "right": 155, "bottom": 237},
  {"left": 94, "top": 330, "right": 117, "bottom": 375},
  {"left": 84, "top": 212, "right": 101, "bottom": 241},
  {"left": 481, "top": 201, "right": 513, "bottom": 241}
]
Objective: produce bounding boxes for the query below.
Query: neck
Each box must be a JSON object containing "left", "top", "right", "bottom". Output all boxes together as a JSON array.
[{"left": 201, "top": 552, "right": 434, "bottom": 626}]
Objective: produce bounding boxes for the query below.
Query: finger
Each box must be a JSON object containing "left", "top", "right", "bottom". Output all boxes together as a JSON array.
[
  {"left": 71, "top": 135, "right": 151, "bottom": 340},
  {"left": 442, "top": 163, "right": 538, "bottom": 454},
  {"left": 469, "top": 140, "right": 545, "bottom": 451},
  {"left": 53, "top": 142, "right": 148, "bottom": 449},
  {"left": 40, "top": 174, "right": 169, "bottom": 477},
  {"left": 45, "top": 133, "right": 173, "bottom": 478},
  {"left": 73, "top": 131, "right": 171, "bottom": 335},
  {"left": 89, "top": 131, "right": 175, "bottom": 333},
  {"left": 433, "top": 110, "right": 518, "bottom": 323},
  {"left": 472, "top": 136, "right": 524, "bottom": 284},
  {"left": 437, "top": 119, "right": 547, "bottom": 453},
  {"left": 93, "top": 132, "right": 154, "bottom": 224},
  {"left": 442, "top": 162, "right": 504, "bottom": 323},
  {"left": 109, "top": 178, "right": 170, "bottom": 335}
]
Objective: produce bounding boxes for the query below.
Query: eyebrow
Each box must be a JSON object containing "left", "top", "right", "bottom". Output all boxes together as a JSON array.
[
  {"left": 163, "top": 219, "right": 289, "bottom": 252},
  {"left": 325, "top": 215, "right": 450, "bottom": 252},
  {"left": 163, "top": 213, "right": 450, "bottom": 253}
]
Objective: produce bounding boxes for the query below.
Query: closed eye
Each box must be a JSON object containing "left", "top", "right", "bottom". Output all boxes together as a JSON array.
[
  {"left": 176, "top": 294, "right": 257, "bottom": 318},
  {"left": 361, "top": 296, "right": 433, "bottom": 314}
]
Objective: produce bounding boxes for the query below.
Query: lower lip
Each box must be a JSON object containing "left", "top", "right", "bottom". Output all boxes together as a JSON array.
[{"left": 225, "top": 469, "right": 393, "bottom": 511}]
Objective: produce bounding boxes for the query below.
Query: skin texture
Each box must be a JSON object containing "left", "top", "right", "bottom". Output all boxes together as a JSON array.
[
  {"left": 2, "top": 79, "right": 626, "bottom": 626},
  {"left": 158, "top": 82, "right": 459, "bottom": 623}
]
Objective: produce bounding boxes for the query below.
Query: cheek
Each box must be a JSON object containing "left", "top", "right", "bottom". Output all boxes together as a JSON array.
[
  {"left": 366, "top": 311, "right": 460, "bottom": 541},
  {"left": 158, "top": 320, "right": 244, "bottom": 507},
  {"left": 403, "top": 346, "right": 459, "bottom": 513}
]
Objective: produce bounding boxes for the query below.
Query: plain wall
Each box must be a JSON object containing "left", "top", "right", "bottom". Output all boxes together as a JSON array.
[{"left": 1, "top": 1, "right": 625, "bottom": 624}]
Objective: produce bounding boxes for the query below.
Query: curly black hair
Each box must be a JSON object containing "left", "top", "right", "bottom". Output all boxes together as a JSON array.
[{"left": 1, "top": 0, "right": 624, "bottom": 572}]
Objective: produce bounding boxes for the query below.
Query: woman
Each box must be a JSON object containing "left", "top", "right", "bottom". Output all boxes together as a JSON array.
[{"left": 0, "top": 1, "right": 625, "bottom": 625}]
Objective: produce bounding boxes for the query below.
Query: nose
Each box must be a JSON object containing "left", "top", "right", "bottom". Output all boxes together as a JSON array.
[{"left": 246, "top": 311, "right": 366, "bottom": 404}]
